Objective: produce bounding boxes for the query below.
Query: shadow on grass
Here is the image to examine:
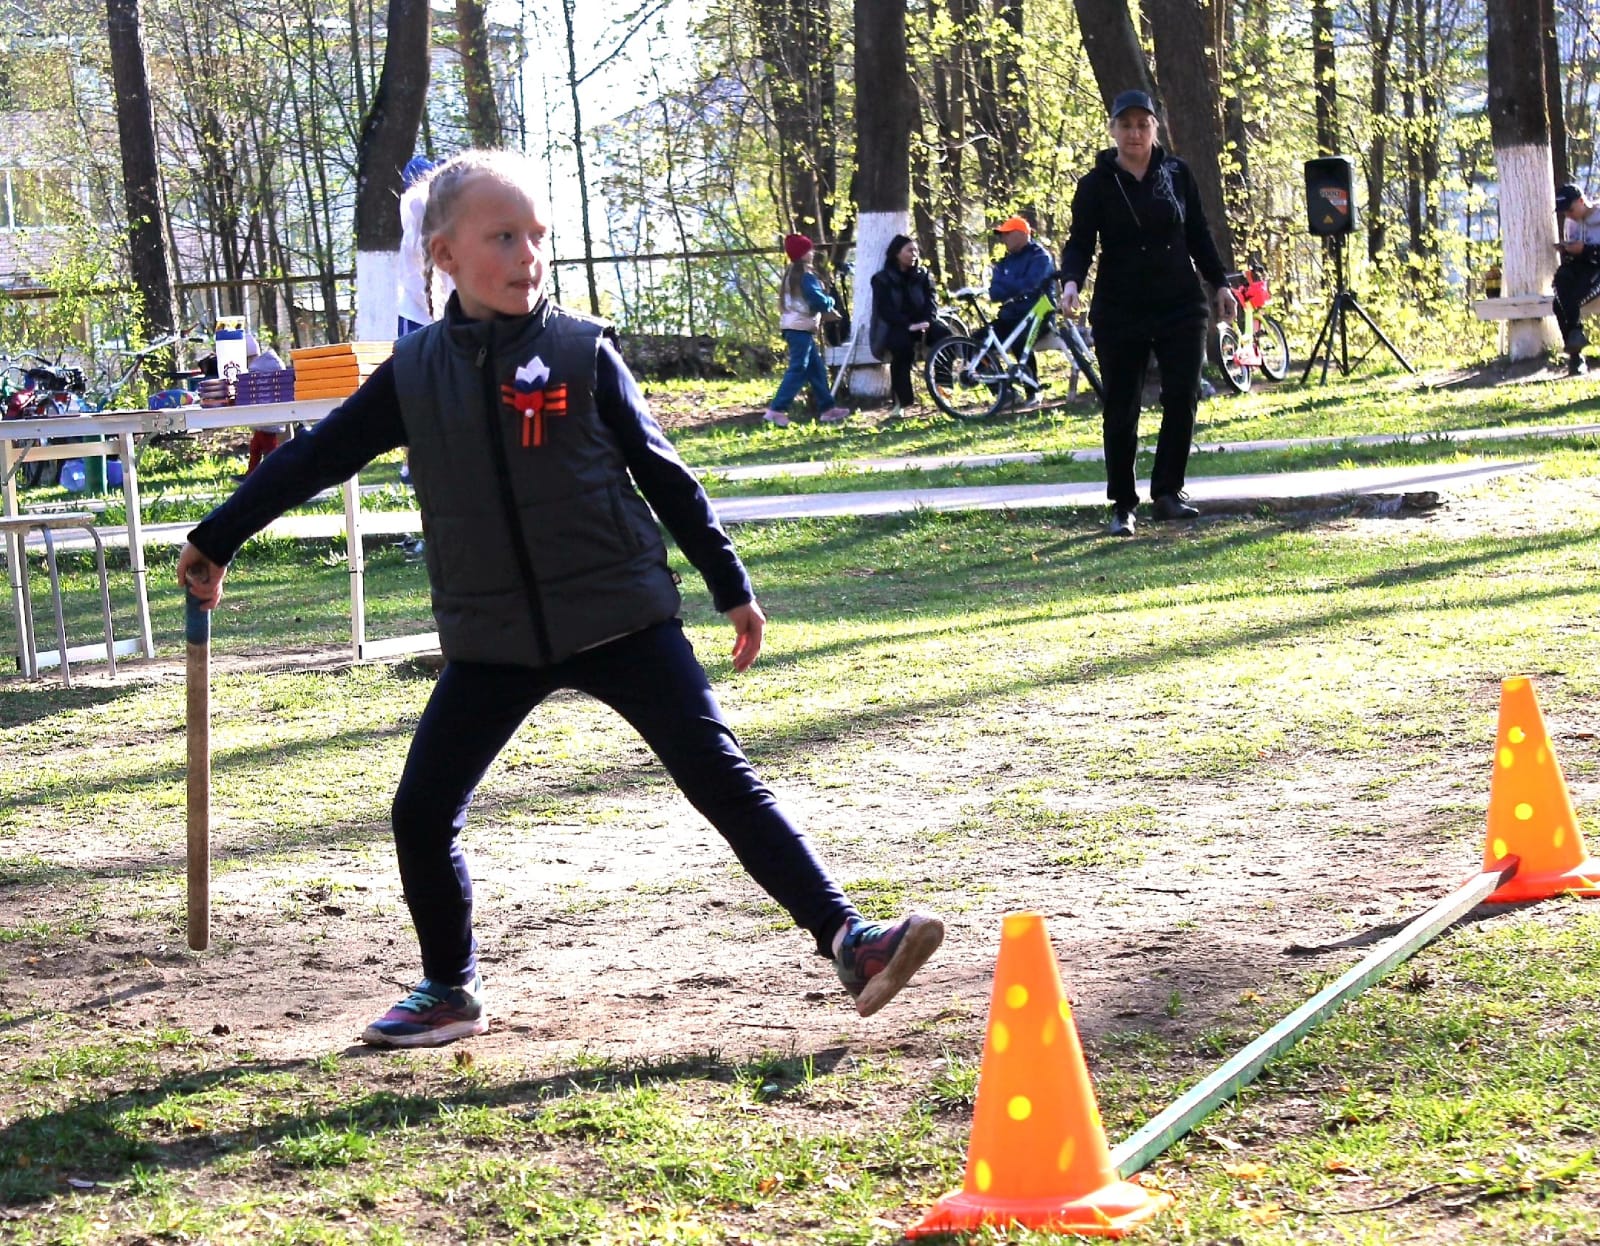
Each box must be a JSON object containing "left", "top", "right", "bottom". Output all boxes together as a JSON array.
[
  {"left": 0, "top": 677, "right": 155, "bottom": 730},
  {"left": 0, "top": 1042, "right": 852, "bottom": 1206},
  {"left": 4, "top": 516, "right": 1596, "bottom": 894}
]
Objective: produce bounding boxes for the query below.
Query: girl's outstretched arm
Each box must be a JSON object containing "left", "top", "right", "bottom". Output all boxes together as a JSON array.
[{"left": 185, "top": 362, "right": 407, "bottom": 571}]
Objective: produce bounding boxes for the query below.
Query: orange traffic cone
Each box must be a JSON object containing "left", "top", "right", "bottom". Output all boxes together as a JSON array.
[
  {"left": 907, "top": 912, "right": 1171, "bottom": 1238},
  {"left": 1479, "top": 677, "right": 1600, "bottom": 903}
]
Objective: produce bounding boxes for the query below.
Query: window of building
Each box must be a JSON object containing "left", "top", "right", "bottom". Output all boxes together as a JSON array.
[{"left": 2, "top": 168, "right": 78, "bottom": 229}]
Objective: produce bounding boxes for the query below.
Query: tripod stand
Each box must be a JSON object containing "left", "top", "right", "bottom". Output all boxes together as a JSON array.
[{"left": 1301, "top": 234, "right": 1415, "bottom": 385}]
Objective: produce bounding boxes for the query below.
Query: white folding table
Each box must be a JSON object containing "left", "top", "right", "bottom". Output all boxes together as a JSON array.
[{"left": 1, "top": 400, "right": 438, "bottom": 673}]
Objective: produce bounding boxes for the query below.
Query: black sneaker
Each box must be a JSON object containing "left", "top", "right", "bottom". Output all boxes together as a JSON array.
[
  {"left": 1569, "top": 354, "right": 1589, "bottom": 378},
  {"left": 834, "top": 914, "right": 945, "bottom": 1017},
  {"left": 1108, "top": 507, "right": 1136, "bottom": 537},
  {"left": 1151, "top": 493, "right": 1199, "bottom": 521}
]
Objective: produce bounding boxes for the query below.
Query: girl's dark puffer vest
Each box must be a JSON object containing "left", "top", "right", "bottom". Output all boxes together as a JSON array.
[{"left": 392, "top": 302, "right": 681, "bottom": 667}]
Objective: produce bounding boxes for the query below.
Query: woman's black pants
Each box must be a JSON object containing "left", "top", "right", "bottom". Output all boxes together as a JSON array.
[
  {"left": 1094, "top": 315, "right": 1208, "bottom": 510},
  {"left": 885, "top": 324, "right": 949, "bottom": 406}
]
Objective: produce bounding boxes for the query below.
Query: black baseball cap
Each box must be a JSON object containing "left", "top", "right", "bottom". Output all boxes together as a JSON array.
[
  {"left": 1110, "top": 89, "right": 1158, "bottom": 119},
  {"left": 1557, "top": 183, "right": 1583, "bottom": 212}
]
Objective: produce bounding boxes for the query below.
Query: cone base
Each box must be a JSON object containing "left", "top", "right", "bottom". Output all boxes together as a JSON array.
[
  {"left": 1485, "top": 858, "right": 1600, "bottom": 903},
  {"left": 905, "top": 1179, "right": 1172, "bottom": 1239}
]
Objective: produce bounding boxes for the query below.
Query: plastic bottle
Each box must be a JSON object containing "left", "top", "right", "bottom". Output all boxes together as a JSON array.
[{"left": 215, "top": 316, "right": 249, "bottom": 383}]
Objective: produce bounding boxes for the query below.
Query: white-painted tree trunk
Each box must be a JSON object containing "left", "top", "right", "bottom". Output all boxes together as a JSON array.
[
  {"left": 1495, "top": 143, "right": 1559, "bottom": 360},
  {"left": 354, "top": 249, "right": 400, "bottom": 343},
  {"left": 845, "top": 210, "right": 904, "bottom": 400}
]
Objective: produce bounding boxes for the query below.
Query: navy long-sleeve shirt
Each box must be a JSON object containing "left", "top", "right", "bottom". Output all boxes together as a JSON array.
[{"left": 189, "top": 337, "right": 754, "bottom": 614}]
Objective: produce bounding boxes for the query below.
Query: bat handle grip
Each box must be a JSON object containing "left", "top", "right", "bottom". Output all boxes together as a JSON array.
[
  {"left": 185, "top": 590, "right": 211, "bottom": 646},
  {"left": 186, "top": 589, "right": 211, "bottom": 952}
]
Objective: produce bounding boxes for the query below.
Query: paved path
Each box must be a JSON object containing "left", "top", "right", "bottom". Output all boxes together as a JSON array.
[
  {"left": 15, "top": 421, "right": 1587, "bottom": 555},
  {"left": 702, "top": 419, "right": 1600, "bottom": 482},
  {"left": 14, "top": 458, "right": 1534, "bottom": 555}
]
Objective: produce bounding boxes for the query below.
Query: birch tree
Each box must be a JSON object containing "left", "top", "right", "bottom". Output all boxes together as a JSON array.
[
  {"left": 352, "top": 0, "right": 431, "bottom": 339},
  {"left": 1486, "top": 0, "right": 1557, "bottom": 358},
  {"left": 851, "top": 0, "right": 915, "bottom": 398}
]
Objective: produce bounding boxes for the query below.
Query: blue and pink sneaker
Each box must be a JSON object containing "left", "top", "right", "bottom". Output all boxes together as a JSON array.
[
  {"left": 361, "top": 977, "right": 487, "bottom": 1047},
  {"left": 834, "top": 914, "right": 945, "bottom": 1017}
]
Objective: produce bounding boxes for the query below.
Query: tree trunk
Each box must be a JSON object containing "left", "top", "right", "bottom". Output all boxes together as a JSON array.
[
  {"left": 993, "top": 0, "right": 1029, "bottom": 209},
  {"left": 754, "top": 0, "right": 838, "bottom": 239},
  {"left": 1223, "top": 0, "right": 1251, "bottom": 210},
  {"left": 1541, "top": 0, "right": 1567, "bottom": 186},
  {"left": 933, "top": 0, "right": 972, "bottom": 287},
  {"left": 1072, "top": 0, "right": 1156, "bottom": 110},
  {"left": 353, "top": 0, "right": 431, "bottom": 339},
  {"left": 457, "top": 0, "right": 503, "bottom": 147},
  {"left": 105, "top": 0, "right": 174, "bottom": 337},
  {"left": 561, "top": 0, "right": 601, "bottom": 314},
  {"left": 650, "top": 58, "right": 697, "bottom": 335},
  {"left": 275, "top": 7, "right": 341, "bottom": 341},
  {"left": 1312, "top": 0, "right": 1337, "bottom": 155},
  {"left": 1363, "top": 0, "right": 1402, "bottom": 262},
  {"left": 1402, "top": 0, "right": 1423, "bottom": 255},
  {"left": 1147, "top": 0, "right": 1234, "bottom": 269},
  {"left": 851, "top": 0, "right": 916, "bottom": 400},
  {"left": 1486, "top": 0, "right": 1557, "bottom": 359}
]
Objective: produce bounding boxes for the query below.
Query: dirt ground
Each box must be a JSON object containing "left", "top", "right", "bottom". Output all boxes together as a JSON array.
[{"left": 10, "top": 475, "right": 1594, "bottom": 1097}]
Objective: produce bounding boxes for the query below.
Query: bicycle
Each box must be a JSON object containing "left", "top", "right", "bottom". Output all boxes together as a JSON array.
[
  {"left": 926, "top": 280, "right": 1104, "bottom": 420},
  {"left": 1211, "top": 267, "right": 1290, "bottom": 394},
  {"left": 933, "top": 301, "right": 971, "bottom": 339},
  {"left": 85, "top": 323, "right": 211, "bottom": 413},
  {"left": 2, "top": 355, "right": 89, "bottom": 488}
]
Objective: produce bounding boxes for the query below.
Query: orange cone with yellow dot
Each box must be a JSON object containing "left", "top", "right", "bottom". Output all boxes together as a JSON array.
[
  {"left": 1480, "top": 677, "right": 1600, "bottom": 903},
  {"left": 906, "top": 912, "right": 1171, "bottom": 1238}
]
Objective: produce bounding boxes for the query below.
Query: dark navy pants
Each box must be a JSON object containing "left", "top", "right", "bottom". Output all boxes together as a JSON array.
[{"left": 390, "top": 620, "right": 858, "bottom": 986}]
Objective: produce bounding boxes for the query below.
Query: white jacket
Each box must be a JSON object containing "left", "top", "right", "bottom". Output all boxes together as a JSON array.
[
  {"left": 397, "top": 182, "right": 453, "bottom": 324},
  {"left": 777, "top": 271, "right": 831, "bottom": 332}
]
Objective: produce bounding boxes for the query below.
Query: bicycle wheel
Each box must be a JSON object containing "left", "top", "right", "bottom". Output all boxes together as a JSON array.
[
  {"left": 1213, "top": 323, "right": 1252, "bottom": 394},
  {"left": 936, "top": 310, "right": 970, "bottom": 339},
  {"left": 1061, "top": 325, "right": 1104, "bottom": 402},
  {"left": 926, "top": 336, "right": 1010, "bottom": 420},
  {"left": 1256, "top": 316, "right": 1291, "bottom": 381}
]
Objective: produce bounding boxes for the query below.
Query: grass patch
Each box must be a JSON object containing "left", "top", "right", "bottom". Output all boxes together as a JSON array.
[{"left": 3, "top": 377, "right": 1600, "bottom": 1241}]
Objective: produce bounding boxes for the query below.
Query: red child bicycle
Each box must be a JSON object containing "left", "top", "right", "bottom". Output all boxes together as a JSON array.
[{"left": 1211, "top": 267, "right": 1290, "bottom": 394}]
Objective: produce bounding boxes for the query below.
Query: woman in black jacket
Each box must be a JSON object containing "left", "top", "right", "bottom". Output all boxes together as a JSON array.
[
  {"left": 870, "top": 235, "right": 949, "bottom": 415},
  {"left": 1058, "top": 90, "right": 1236, "bottom": 537}
]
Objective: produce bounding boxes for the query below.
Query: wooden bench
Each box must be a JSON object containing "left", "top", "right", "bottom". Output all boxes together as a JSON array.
[
  {"left": 1472, "top": 295, "right": 1556, "bottom": 321},
  {"left": 1472, "top": 293, "right": 1600, "bottom": 321},
  {"left": 1472, "top": 293, "right": 1600, "bottom": 358}
]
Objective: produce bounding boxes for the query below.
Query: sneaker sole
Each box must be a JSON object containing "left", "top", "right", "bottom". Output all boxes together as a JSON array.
[
  {"left": 854, "top": 914, "right": 945, "bottom": 1018},
  {"left": 360, "top": 1015, "right": 488, "bottom": 1048}
]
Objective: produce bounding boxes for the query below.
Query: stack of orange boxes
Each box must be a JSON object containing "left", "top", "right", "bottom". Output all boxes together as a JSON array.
[{"left": 290, "top": 342, "right": 393, "bottom": 400}]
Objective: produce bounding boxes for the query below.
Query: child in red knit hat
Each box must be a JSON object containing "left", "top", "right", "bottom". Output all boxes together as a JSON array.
[{"left": 763, "top": 234, "right": 852, "bottom": 427}]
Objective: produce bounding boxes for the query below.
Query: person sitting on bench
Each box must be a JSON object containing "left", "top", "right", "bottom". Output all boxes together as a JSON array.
[{"left": 1554, "top": 183, "right": 1600, "bottom": 377}]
